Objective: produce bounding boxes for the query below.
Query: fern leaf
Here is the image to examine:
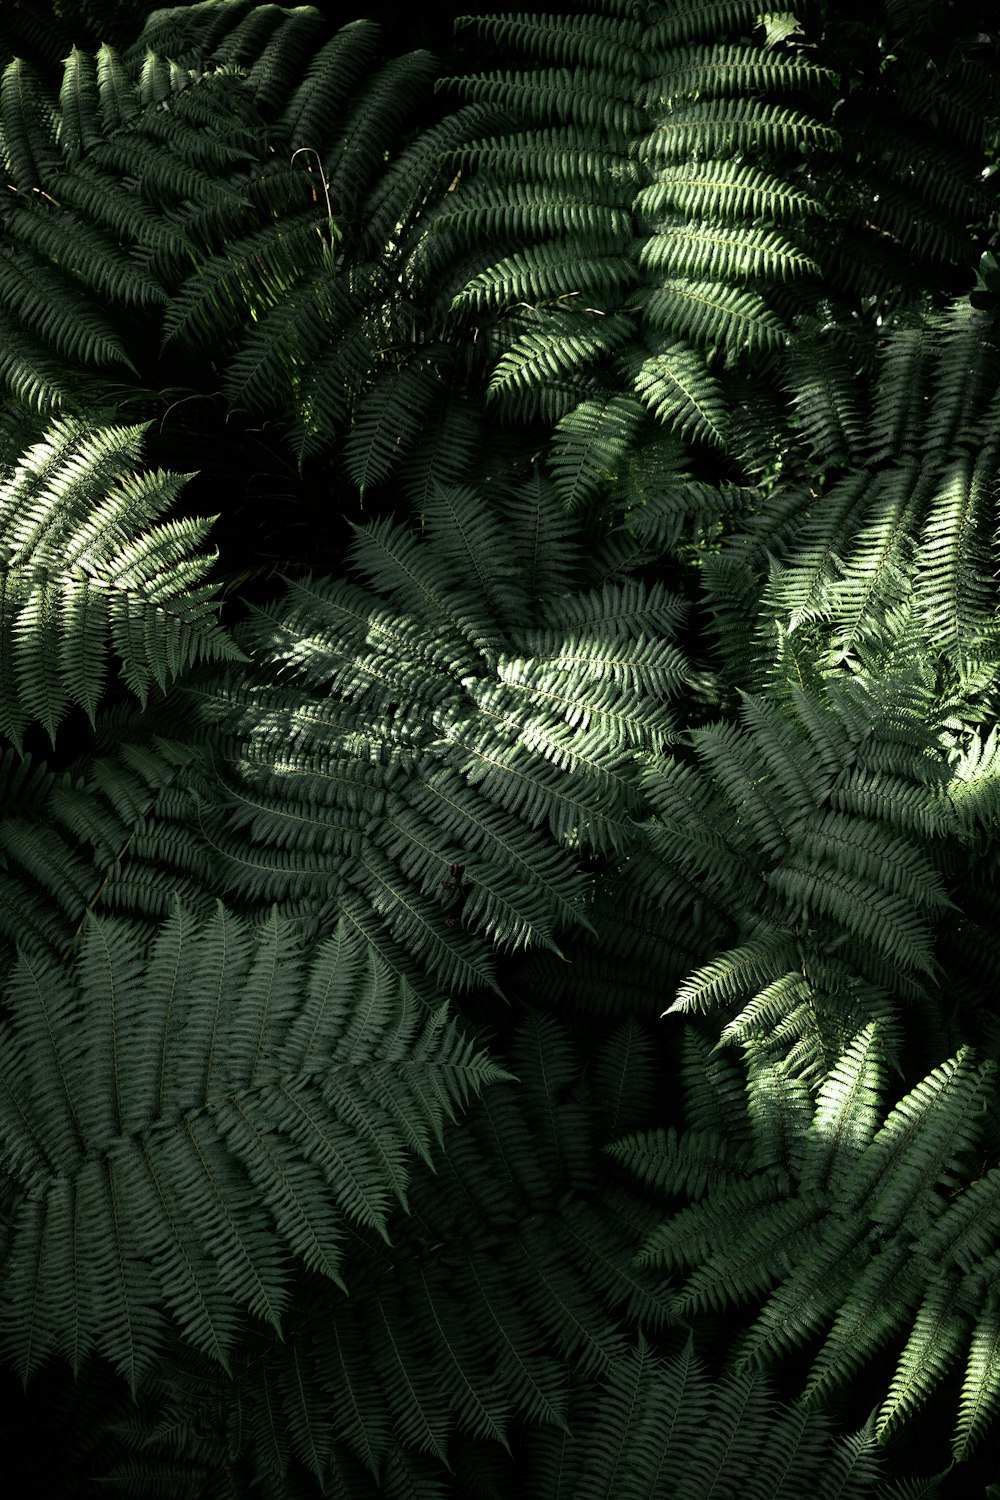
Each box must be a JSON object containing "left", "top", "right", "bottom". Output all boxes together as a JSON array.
[
  {"left": 345, "top": 360, "right": 445, "bottom": 493},
  {"left": 916, "top": 450, "right": 997, "bottom": 665},
  {"left": 840, "top": 1050, "right": 993, "bottom": 1235},
  {"left": 0, "top": 58, "right": 61, "bottom": 192},
  {"left": 95, "top": 43, "right": 139, "bottom": 132},
  {"left": 0, "top": 905, "right": 503, "bottom": 1387},
  {"left": 57, "top": 48, "right": 102, "bottom": 165},
  {"left": 0, "top": 420, "right": 239, "bottom": 744},
  {"left": 547, "top": 393, "right": 645, "bottom": 510},
  {"left": 636, "top": 161, "right": 822, "bottom": 224},
  {"left": 638, "top": 222, "right": 816, "bottom": 282},
  {"left": 802, "top": 1241, "right": 921, "bottom": 1404},
  {"left": 630, "top": 344, "right": 728, "bottom": 446},
  {"left": 800, "top": 1025, "right": 884, "bottom": 1193},
  {"left": 280, "top": 20, "right": 380, "bottom": 146},
  {"left": 955, "top": 1294, "right": 1000, "bottom": 1460},
  {"left": 878, "top": 1270, "right": 969, "bottom": 1440},
  {"left": 637, "top": 279, "right": 787, "bottom": 353}
]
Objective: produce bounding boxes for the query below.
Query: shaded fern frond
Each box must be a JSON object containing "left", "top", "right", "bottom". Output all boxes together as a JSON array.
[
  {"left": 164, "top": 475, "right": 683, "bottom": 992},
  {"left": 0, "top": 903, "right": 505, "bottom": 1389},
  {"left": 437, "top": 0, "right": 830, "bottom": 469}
]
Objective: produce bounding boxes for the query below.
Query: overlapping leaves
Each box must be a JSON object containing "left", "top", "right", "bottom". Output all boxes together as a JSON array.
[
  {"left": 181, "top": 474, "right": 687, "bottom": 992},
  {"left": 613, "top": 1027, "right": 1000, "bottom": 1460},
  {"left": 0, "top": 902, "right": 505, "bottom": 1390},
  {"left": 0, "top": 417, "right": 238, "bottom": 746}
]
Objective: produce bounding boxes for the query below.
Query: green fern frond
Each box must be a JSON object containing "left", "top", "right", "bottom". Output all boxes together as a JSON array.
[
  {"left": 436, "top": 1, "right": 834, "bottom": 473},
  {"left": 456, "top": 11, "right": 642, "bottom": 71},
  {"left": 629, "top": 344, "right": 728, "bottom": 446},
  {"left": 946, "top": 726, "right": 1000, "bottom": 835},
  {"left": 279, "top": 19, "right": 379, "bottom": 146},
  {"left": 745, "top": 1046, "right": 814, "bottom": 1172},
  {"left": 638, "top": 99, "right": 838, "bottom": 164},
  {"left": 638, "top": 221, "right": 816, "bottom": 283},
  {"left": 0, "top": 903, "right": 506, "bottom": 1388},
  {"left": 442, "top": 182, "right": 633, "bottom": 246},
  {"left": 57, "top": 48, "right": 102, "bottom": 165},
  {"left": 623, "top": 1032, "right": 1000, "bottom": 1449},
  {"left": 608, "top": 1124, "right": 746, "bottom": 1202},
  {"left": 840, "top": 1050, "right": 993, "bottom": 1235},
  {"left": 95, "top": 43, "right": 140, "bottom": 132},
  {"left": 671, "top": 932, "right": 801, "bottom": 1015},
  {"left": 449, "top": 68, "right": 640, "bottom": 137},
  {"left": 916, "top": 450, "right": 997, "bottom": 666},
  {"left": 243, "top": 5, "right": 327, "bottom": 114},
  {"left": 0, "top": 57, "right": 61, "bottom": 191},
  {"left": 344, "top": 359, "right": 446, "bottom": 493},
  {"left": 637, "top": 280, "right": 787, "bottom": 353},
  {"left": 953, "top": 1288, "right": 1000, "bottom": 1460},
  {"left": 0, "top": 418, "right": 239, "bottom": 745},
  {"left": 165, "top": 474, "right": 680, "bottom": 990},
  {"left": 636, "top": 161, "right": 822, "bottom": 224},
  {"left": 6, "top": 199, "right": 166, "bottom": 309},
  {"left": 653, "top": 42, "right": 833, "bottom": 103},
  {"left": 547, "top": 393, "right": 645, "bottom": 510},
  {"left": 764, "top": 855, "right": 935, "bottom": 973},
  {"left": 803, "top": 1241, "right": 922, "bottom": 1405},
  {"left": 322, "top": 51, "right": 438, "bottom": 211},
  {"left": 800, "top": 1024, "right": 884, "bottom": 1193},
  {"left": 0, "top": 248, "right": 135, "bottom": 372},
  {"left": 878, "top": 1269, "right": 969, "bottom": 1441},
  {"left": 455, "top": 244, "right": 633, "bottom": 312},
  {"left": 670, "top": 1190, "right": 827, "bottom": 1317}
]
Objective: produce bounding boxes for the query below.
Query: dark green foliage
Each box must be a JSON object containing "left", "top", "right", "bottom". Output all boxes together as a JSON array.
[
  {"left": 173, "top": 474, "right": 687, "bottom": 990},
  {"left": 437, "top": 0, "right": 832, "bottom": 487},
  {"left": 0, "top": 417, "right": 240, "bottom": 745},
  {"left": 0, "top": 2, "right": 998, "bottom": 1498},
  {"left": 0, "top": 903, "right": 506, "bottom": 1388},
  {"left": 523, "top": 1336, "right": 916, "bottom": 1500},
  {"left": 615, "top": 1035, "right": 1000, "bottom": 1460}
]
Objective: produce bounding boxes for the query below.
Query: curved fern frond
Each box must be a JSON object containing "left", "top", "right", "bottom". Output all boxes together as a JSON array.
[
  {"left": 629, "top": 344, "right": 729, "bottom": 447},
  {"left": 0, "top": 903, "right": 505, "bottom": 1388},
  {"left": 546, "top": 392, "right": 645, "bottom": 510},
  {"left": 161, "top": 474, "right": 684, "bottom": 992},
  {"left": 0, "top": 418, "right": 239, "bottom": 746},
  {"left": 436, "top": 0, "right": 830, "bottom": 469},
  {"left": 622, "top": 1039, "right": 1000, "bottom": 1449}
]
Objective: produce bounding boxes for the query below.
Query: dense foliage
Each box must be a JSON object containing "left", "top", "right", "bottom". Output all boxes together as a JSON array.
[{"left": 1, "top": 0, "right": 999, "bottom": 1494}]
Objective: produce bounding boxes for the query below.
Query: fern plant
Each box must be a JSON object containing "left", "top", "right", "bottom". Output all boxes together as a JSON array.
[
  {"left": 0, "top": 37, "right": 270, "bottom": 414},
  {"left": 633, "top": 651, "right": 973, "bottom": 1079},
  {"left": 0, "top": 3, "right": 482, "bottom": 499},
  {"left": 0, "top": 466, "right": 687, "bottom": 993},
  {"left": 523, "top": 1335, "right": 942, "bottom": 1500},
  {"left": 4, "top": 1009, "right": 675, "bottom": 1497},
  {"left": 158, "top": 472, "right": 688, "bottom": 992},
  {"left": 613, "top": 1026, "right": 1000, "bottom": 1463},
  {"left": 748, "top": 300, "right": 1000, "bottom": 674},
  {"left": 0, "top": 416, "right": 239, "bottom": 747},
  {"left": 0, "top": 901, "right": 506, "bottom": 1390},
  {"left": 425, "top": 0, "right": 835, "bottom": 505},
  {"left": 0, "top": 2, "right": 998, "bottom": 1496},
  {"left": 135, "top": 2, "right": 498, "bottom": 481},
  {"left": 811, "top": 0, "right": 999, "bottom": 315}
]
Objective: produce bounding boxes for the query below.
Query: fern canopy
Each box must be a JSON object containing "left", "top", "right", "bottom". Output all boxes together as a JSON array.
[{"left": 0, "top": 1, "right": 997, "bottom": 1496}]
